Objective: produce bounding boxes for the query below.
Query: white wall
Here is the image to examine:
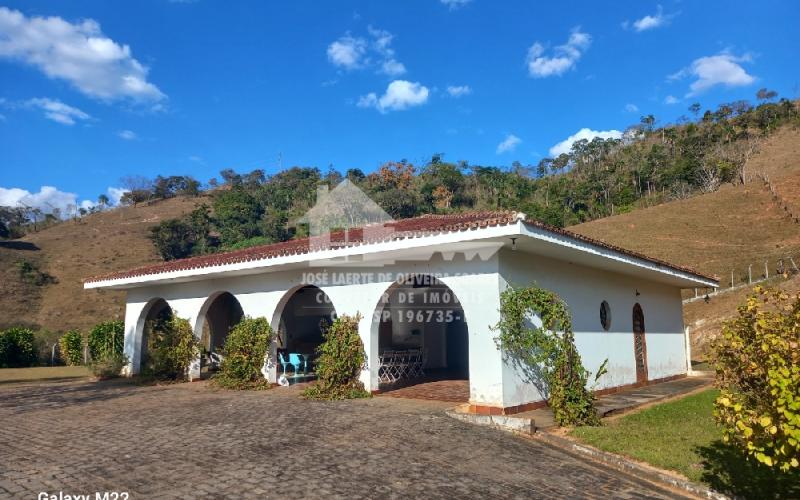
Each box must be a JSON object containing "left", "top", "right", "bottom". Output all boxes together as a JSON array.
[
  {"left": 119, "top": 244, "right": 686, "bottom": 411},
  {"left": 120, "top": 249, "right": 507, "bottom": 405},
  {"left": 498, "top": 249, "right": 687, "bottom": 408}
]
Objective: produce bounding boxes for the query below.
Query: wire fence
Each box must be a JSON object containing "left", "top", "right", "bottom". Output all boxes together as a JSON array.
[{"left": 684, "top": 254, "right": 800, "bottom": 304}]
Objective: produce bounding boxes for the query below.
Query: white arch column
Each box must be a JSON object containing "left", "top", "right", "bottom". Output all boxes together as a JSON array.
[
  {"left": 122, "top": 295, "right": 153, "bottom": 376},
  {"left": 439, "top": 273, "right": 505, "bottom": 408}
]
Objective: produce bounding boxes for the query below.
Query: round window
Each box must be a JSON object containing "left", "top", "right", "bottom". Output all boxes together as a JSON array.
[{"left": 600, "top": 301, "right": 612, "bottom": 331}]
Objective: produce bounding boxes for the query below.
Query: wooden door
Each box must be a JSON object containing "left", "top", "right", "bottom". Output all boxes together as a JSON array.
[{"left": 632, "top": 303, "right": 648, "bottom": 383}]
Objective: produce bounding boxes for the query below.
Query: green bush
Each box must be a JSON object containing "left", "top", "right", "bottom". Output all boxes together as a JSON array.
[
  {"left": 712, "top": 286, "right": 800, "bottom": 471},
  {"left": 494, "top": 285, "right": 603, "bottom": 426},
  {"left": 0, "top": 327, "right": 37, "bottom": 368},
  {"left": 142, "top": 316, "right": 199, "bottom": 381},
  {"left": 59, "top": 330, "right": 84, "bottom": 366},
  {"left": 89, "top": 353, "right": 128, "bottom": 379},
  {"left": 303, "top": 314, "right": 370, "bottom": 400},
  {"left": 88, "top": 321, "right": 124, "bottom": 361},
  {"left": 214, "top": 317, "right": 273, "bottom": 389}
]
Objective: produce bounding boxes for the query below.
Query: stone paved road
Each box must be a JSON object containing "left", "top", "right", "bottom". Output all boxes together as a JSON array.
[{"left": 0, "top": 380, "right": 686, "bottom": 499}]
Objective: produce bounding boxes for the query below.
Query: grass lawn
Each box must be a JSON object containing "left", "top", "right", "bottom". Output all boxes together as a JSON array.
[
  {"left": 571, "top": 389, "right": 800, "bottom": 499},
  {"left": 0, "top": 366, "right": 90, "bottom": 384}
]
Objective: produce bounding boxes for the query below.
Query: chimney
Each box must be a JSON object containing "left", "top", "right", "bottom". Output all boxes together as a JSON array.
[{"left": 316, "top": 184, "right": 329, "bottom": 204}]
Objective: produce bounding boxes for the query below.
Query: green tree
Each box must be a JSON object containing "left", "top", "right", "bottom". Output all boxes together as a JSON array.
[{"left": 213, "top": 187, "right": 263, "bottom": 246}]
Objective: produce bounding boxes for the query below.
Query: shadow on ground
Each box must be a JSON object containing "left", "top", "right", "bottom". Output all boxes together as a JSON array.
[
  {"left": 696, "top": 441, "right": 800, "bottom": 499},
  {"left": 0, "top": 241, "right": 39, "bottom": 251},
  {"left": 0, "top": 379, "right": 148, "bottom": 414}
]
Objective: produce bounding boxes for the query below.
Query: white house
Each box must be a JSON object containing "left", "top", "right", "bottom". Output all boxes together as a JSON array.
[{"left": 84, "top": 210, "right": 717, "bottom": 415}]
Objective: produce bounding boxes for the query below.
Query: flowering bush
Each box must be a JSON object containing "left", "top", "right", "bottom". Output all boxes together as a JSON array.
[
  {"left": 214, "top": 317, "right": 273, "bottom": 389},
  {"left": 142, "top": 316, "right": 199, "bottom": 381},
  {"left": 712, "top": 286, "right": 800, "bottom": 471},
  {"left": 303, "top": 314, "right": 370, "bottom": 400},
  {"left": 59, "top": 329, "right": 84, "bottom": 366}
]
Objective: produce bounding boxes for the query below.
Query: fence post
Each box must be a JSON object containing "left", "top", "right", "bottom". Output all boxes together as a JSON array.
[
  {"left": 748, "top": 264, "right": 752, "bottom": 284},
  {"left": 731, "top": 270, "right": 734, "bottom": 288},
  {"left": 685, "top": 325, "right": 693, "bottom": 376},
  {"left": 765, "top": 261, "right": 769, "bottom": 279}
]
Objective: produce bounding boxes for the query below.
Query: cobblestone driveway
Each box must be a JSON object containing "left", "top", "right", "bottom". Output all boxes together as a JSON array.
[{"left": 0, "top": 380, "right": 684, "bottom": 499}]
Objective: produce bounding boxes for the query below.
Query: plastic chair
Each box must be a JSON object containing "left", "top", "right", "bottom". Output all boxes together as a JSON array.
[
  {"left": 288, "top": 353, "right": 304, "bottom": 374},
  {"left": 278, "top": 352, "right": 292, "bottom": 375}
]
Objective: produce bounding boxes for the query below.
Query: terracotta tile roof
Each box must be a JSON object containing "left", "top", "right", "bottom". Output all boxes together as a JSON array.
[{"left": 84, "top": 211, "right": 717, "bottom": 284}]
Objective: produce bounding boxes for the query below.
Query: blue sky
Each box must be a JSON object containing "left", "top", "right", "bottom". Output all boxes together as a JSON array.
[{"left": 1, "top": 0, "right": 798, "bottom": 213}]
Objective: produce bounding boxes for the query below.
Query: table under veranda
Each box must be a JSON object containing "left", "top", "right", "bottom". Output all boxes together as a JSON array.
[{"left": 378, "top": 348, "right": 425, "bottom": 384}]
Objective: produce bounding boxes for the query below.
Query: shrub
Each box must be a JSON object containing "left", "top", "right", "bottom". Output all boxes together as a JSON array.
[
  {"left": 16, "top": 259, "right": 57, "bottom": 286},
  {"left": 0, "top": 327, "right": 37, "bottom": 368},
  {"left": 494, "top": 285, "right": 603, "bottom": 426},
  {"left": 89, "top": 354, "right": 128, "bottom": 379},
  {"left": 213, "top": 317, "right": 273, "bottom": 389},
  {"left": 88, "top": 321, "right": 124, "bottom": 361},
  {"left": 712, "top": 286, "right": 800, "bottom": 471},
  {"left": 142, "top": 316, "right": 199, "bottom": 381},
  {"left": 59, "top": 330, "right": 84, "bottom": 366},
  {"left": 303, "top": 314, "right": 370, "bottom": 400}
]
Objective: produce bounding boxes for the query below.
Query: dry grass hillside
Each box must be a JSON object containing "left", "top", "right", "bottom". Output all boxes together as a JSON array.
[
  {"left": 573, "top": 125, "right": 800, "bottom": 358},
  {"left": 0, "top": 196, "right": 206, "bottom": 332}
]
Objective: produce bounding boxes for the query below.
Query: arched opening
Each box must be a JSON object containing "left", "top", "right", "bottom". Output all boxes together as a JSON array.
[
  {"left": 632, "top": 303, "right": 648, "bottom": 383},
  {"left": 275, "top": 285, "right": 336, "bottom": 382},
  {"left": 138, "top": 298, "right": 173, "bottom": 372},
  {"left": 374, "top": 274, "right": 469, "bottom": 400},
  {"left": 197, "top": 292, "right": 244, "bottom": 377}
]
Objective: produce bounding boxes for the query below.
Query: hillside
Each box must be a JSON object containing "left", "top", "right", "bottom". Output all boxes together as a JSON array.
[
  {"left": 0, "top": 196, "right": 207, "bottom": 332},
  {"left": 572, "top": 126, "right": 800, "bottom": 357}
]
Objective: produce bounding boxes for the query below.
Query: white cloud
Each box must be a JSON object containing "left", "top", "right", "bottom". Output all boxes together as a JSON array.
[
  {"left": 549, "top": 128, "right": 622, "bottom": 157},
  {"left": 117, "top": 129, "right": 137, "bottom": 140},
  {"left": 357, "top": 80, "right": 429, "bottom": 113},
  {"left": 624, "top": 5, "right": 677, "bottom": 32},
  {"left": 368, "top": 26, "right": 406, "bottom": 76},
  {"left": 381, "top": 59, "right": 406, "bottom": 77},
  {"left": 0, "top": 185, "right": 129, "bottom": 215},
  {"left": 328, "top": 27, "right": 407, "bottom": 76},
  {"left": 0, "top": 185, "right": 80, "bottom": 214},
  {"left": 24, "top": 97, "right": 90, "bottom": 125},
  {"left": 0, "top": 7, "right": 165, "bottom": 103},
  {"left": 669, "top": 52, "right": 755, "bottom": 96},
  {"left": 526, "top": 28, "right": 591, "bottom": 78},
  {"left": 440, "top": 0, "right": 471, "bottom": 10},
  {"left": 326, "top": 34, "right": 367, "bottom": 70},
  {"left": 106, "top": 187, "right": 129, "bottom": 206},
  {"left": 446, "top": 85, "right": 472, "bottom": 97},
  {"left": 624, "top": 103, "right": 639, "bottom": 113},
  {"left": 664, "top": 95, "right": 679, "bottom": 105},
  {"left": 496, "top": 134, "right": 521, "bottom": 154}
]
